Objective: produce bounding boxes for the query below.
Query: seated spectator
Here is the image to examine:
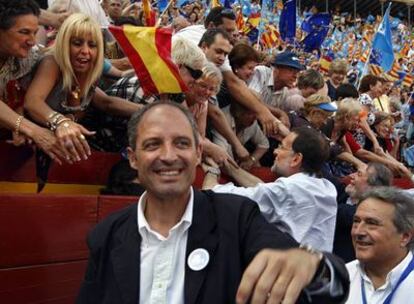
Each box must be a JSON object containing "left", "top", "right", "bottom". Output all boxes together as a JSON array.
[
  {"left": 334, "top": 163, "right": 393, "bottom": 262},
  {"left": 346, "top": 187, "right": 414, "bottom": 303},
  {"left": 322, "top": 99, "right": 407, "bottom": 175},
  {"left": 213, "top": 101, "right": 269, "bottom": 170},
  {"left": 365, "top": 112, "right": 400, "bottom": 159},
  {"left": 0, "top": 0, "right": 66, "bottom": 163},
  {"left": 204, "top": 127, "right": 338, "bottom": 252},
  {"left": 326, "top": 59, "right": 347, "bottom": 101},
  {"left": 24, "top": 13, "right": 141, "bottom": 162}
]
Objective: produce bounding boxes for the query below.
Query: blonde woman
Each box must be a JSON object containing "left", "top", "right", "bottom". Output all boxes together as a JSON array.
[{"left": 25, "top": 13, "right": 140, "bottom": 162}]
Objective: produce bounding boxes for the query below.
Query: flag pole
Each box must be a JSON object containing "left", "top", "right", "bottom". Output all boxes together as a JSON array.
[{"left": 156, "top": 0, "right": 175, "bottom": 27}]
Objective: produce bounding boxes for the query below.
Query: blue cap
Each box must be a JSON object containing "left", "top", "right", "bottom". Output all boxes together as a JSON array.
[
  {"left": 272, "top": 52, "right": 305, "bottom": 70},
  {"left": 316, "top": 102, "right": 338, "bottom": 112}
]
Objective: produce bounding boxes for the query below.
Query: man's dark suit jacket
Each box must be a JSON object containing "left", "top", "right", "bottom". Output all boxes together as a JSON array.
[{"left": 77, "top": 189, "right": 349, "bottom": 304}]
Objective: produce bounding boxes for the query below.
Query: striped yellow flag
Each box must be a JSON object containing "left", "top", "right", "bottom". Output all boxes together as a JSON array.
[{"left": 109, "top": 26, "right": 186, "bottom": 96}]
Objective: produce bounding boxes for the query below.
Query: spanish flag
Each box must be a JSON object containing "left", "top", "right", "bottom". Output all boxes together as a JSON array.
[
  {"left": 142, "top": 0, "right": 156, "bottom": 26},
  {"left": 109, "top": 26, "right": 187, "bottom": 96}
]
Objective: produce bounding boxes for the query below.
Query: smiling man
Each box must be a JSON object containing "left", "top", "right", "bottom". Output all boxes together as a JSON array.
[
  {"left": 77, "top": 102, "right": 349, "bottom": 304},
  {"left": 346, "top": 187, "right": 414, "bottom": 304}
]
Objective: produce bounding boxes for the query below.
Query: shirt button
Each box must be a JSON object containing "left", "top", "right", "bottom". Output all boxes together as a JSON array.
[{"left": 158, "top": 283, "right": 162, "bottom": 289}]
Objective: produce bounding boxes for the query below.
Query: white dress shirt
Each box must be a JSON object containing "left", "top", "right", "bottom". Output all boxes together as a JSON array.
[
  {"left": 212, "top": 172, "right": 337, "bottom": 252},
  {"left": 346, "top": 251, "right": 414, "bottom": 304},
  {"left": 137, "top": 189, "right": 194, "bottom": 304}
]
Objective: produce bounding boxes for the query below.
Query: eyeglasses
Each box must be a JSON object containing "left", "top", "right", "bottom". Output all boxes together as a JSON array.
[{"left": 185, "top": 65, "right": 203, "bottom": 80}]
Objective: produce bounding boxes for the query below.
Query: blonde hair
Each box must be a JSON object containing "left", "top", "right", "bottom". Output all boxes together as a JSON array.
[
  {"left": 172, "top": 37, "right": 206, "bottom": 70},
  {"left": 329, "top": 59, "right": 348, "bottom": 76},
  {"left": 303, "top": 94, "right": 331, "bottom": 115},
  {"left": 200, "top": 62, "right": 222, "bottom": 94},
  {"left": 335, "top": 98, "right": 362, "bottom": 122},
  {"left": 51, "top": 13, "right": 104, "bottom": 97}
]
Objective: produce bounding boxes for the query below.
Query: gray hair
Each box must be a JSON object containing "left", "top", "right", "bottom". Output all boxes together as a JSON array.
[
  {"left": 366, "top": 162, "right": 393, "bottom": 187},
  {"left": 127, "top": 101, "right": 200, "bottom": 150},
  {"left": 358, "top": 187, "right": 414, "bottom": 250}
]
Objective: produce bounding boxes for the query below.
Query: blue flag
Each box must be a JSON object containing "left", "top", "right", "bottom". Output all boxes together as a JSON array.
[
  {"left": 279, "top": 0, "right": 296, "bottom": 42},
  {"left": 369, "top": 4, "right": 394, "bottom": 72},
  {"left": 301, "top": 12, "right": 331, "bottom": 53},
  {"left": 158, "top": 0, "right": 169, "bottom": 12}
]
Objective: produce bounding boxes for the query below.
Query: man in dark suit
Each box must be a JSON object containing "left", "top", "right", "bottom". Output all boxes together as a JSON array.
[{"left": 77, "top": 101, "right": 349, "bottom": 304}]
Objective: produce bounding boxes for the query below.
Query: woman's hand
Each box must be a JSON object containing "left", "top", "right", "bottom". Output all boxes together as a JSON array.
[
  {"left": 30, "top": 126, "right": 69, "bottom": 165},
  {"left": 55, "top": 120, "right": 95, "bottom": 162}
]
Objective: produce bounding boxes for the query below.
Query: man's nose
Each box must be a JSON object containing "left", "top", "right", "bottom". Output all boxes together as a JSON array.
[{"left": 160, "top": 144, "right": 178, "bottom": 161}]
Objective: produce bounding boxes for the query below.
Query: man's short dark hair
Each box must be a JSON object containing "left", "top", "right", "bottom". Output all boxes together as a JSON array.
[
  {"left": 127, "top": 101, "right": 200, "bottom": 150},
  {"left": 336, "top": 83, "right": 359, "bottom": 100},
  {"left": 366, "top": 162, "right": 393, "bottom": 187},
  {"left": 358, "top": 187, "right": 414, "bottom": 250},
  {"left": 291, "top": 127, "right": 329, "bottom": 175},
  {"left": 199, "top": 28, "right": 230, "bottom": 48},
  {"left": 204, "top": 6, "right": 236, "bottom": 28},
  {"left": 0, "top": 0, "right": 40, "bottom": 30}
]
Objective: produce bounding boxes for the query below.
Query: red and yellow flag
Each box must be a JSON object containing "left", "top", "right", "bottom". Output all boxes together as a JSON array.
[
  {"left": 109, "top": 26, "right": 186, "bottom": 96},
  {"left": 142, "top": 0, "right": 156, "bottom": 26}
]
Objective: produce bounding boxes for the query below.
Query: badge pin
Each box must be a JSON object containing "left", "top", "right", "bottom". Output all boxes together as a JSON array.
[{"left": 188, "top": 248, "right": 209, "bottom": 271}]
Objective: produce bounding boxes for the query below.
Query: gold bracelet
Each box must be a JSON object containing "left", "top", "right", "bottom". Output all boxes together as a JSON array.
[{"left": 14, "top": 115, "right": 24, "bottom": 136}]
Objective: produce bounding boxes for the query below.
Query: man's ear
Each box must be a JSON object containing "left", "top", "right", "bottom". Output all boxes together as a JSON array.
[
  {"left": 400, "top": 230, "right": 414, "bottom": 248},
  {"left": 291, "top": 152, "right": 303, "bottom": 169},
  {"left": 127, "top": 147, "right": 138, "bottom": 170}
]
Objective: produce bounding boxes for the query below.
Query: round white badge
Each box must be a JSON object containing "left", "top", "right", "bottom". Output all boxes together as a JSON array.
[{"left": 187, "top": 248, "right": 210, "bottom": 271}]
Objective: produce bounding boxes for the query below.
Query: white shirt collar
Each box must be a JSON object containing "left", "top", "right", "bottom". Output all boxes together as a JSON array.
[
  {"left": 137, "top": 187, "right": 194, "bottom": 239},
  {"left": 358, "top": 251, "right": 413, "bottom": 290}
]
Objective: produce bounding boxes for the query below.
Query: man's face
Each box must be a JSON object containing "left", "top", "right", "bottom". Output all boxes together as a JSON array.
[
  {"left": 344, "top": 114, "right": 360, "bottom": 131},
  {"left": 352, "top": 198, "right": 409, "bottom": 267},
  {"left": 217, "top": 18, "right": 237, "bottom": 44},
  {"left": 346, "top": 167, "right": 370, "bottom": 198},
  {"left": 271, "top": 132, "right": 298, "bottom": 177},
  {"left": 108, "top": 0, "right": 122, "bottom": 19},
  {"left": 273, "top": 66, "right": 300, "bottom": 89},
  {"left": 128, "top": 105, "right": 202, "bottom": 201},
  {"left": 202, "top": 34, "right": 232, "bottom": 67}
]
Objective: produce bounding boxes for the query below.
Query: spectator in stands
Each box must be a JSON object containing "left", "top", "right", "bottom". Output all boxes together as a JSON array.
[
  {"left": 77, "top": 101, "right": 350, "bottom": 304},
  {"left": 346, "top": 187, "right": 414, "bottom": 303},
  {"left": 204, "top": 127, "right": 338, "bottom": 252},
  {"left": 296, "top": 69, "right": 325, "bottom": 98},
  {"left": 24, "top": 13, "right": 141, "bottom": 162},
  {"left": 0, "top": 0, "right": 67, "bottom": 163},
  {"left": 213, "top": 101, "right": 269, "bottom": 170},
  {"left": 373, "top": 77, "right": 392, "bottom": 113},
  {"left": 106, "top": 0, "right": 123, "bottom": 24},
  {"left": 322, "top": 99, "right": 406, "bottom": 175},
  {"left": 326, "top": 59, "right": 348, "bottom": 101},
  {"left": 174, "top": 6, "right": 281, "bottom": 136},
  {"left": 199, "top": 28, "right": 232, "bottom": 68},
  {"left": 334, "top": 163, "right": 393, "bottom": 262},
  {"left": 228, "top": 43, "right": 260, "bottom": 83}
]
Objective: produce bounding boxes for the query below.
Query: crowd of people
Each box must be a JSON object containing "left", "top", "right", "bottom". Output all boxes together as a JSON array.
[{"left": 1, "top": 0, "right": 414, "bottom": 303}]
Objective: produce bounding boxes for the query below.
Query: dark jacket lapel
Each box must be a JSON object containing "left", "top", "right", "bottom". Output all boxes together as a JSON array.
[
  {"left": 110, "top": 204, "right": 141, "bottom": 304},
  {"left": 184, "top": 190, "right": 219, "bottom": 304}
]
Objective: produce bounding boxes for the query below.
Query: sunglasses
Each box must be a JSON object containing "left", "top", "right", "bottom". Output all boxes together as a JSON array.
[{"left": 185, "top": 65, "right": 203, "bottom": 80}]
